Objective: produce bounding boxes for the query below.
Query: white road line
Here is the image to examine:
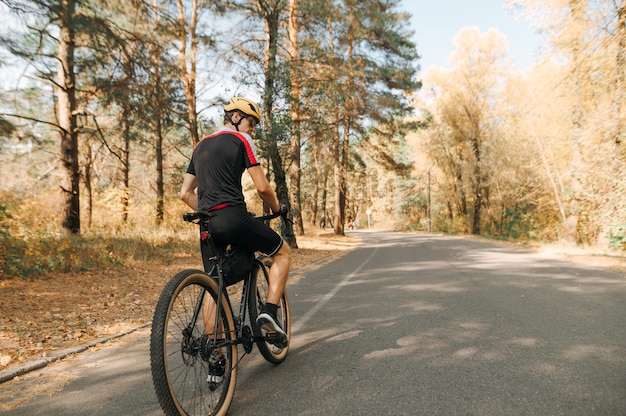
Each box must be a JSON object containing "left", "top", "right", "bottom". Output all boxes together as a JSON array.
[{"left": 291, "top": 246, "right": 379, "bottom": 333}]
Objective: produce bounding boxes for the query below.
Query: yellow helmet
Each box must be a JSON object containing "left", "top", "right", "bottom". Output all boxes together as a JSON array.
[{"left": 224, "top": 97, "right": 262, "bottom": 124}]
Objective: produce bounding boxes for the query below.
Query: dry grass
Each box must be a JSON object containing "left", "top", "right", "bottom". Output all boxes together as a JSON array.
[{"left": 534, "top": 242, "right": 626, "bottom": 274}]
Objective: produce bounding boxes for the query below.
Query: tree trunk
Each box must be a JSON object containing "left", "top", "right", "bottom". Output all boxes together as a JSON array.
[
  {"left": 564, "top": 143, "right": 583, "bottom": 244},
  {"left": 455, "top": 162, "right": 467, "bottom": 217},
  {"left": 311, "top": 178, "right": 319, "bottom": 226},
  {"left": 287, "top": 0, "right": 304, "bottom": 236},
  {"left": 58, "top": 0, "right": 80, "bottom": 234},
  {"left": 311, "top": 145, "right": 321, "bottom": 227},
  {"left": 332, "top": 119, "right": 344, "bottom": 235},
  {"left": 177, "top": 0, "right": 199, "bottom": 147},
  {"left": 155, "top": 115, "right": 164, "bottom": 225},
  {"left": 152, "top": 0, "right": 164, "bottom": 225},
  {"left": 260, "top": 0, "right": 297, "bottom": 247},
  {"left": 471, "top": 136, "right": 482, "bottom": 235},
  {"left": 614, "top": 0, "right": 626, "bottom": 145},
  {"left": 338, "top": 118, "right": 351, "bottom": 234},
  {"left": 320, "top": 185, "right": 328, "bottom": 229},
  {"left": 84, "top": 141, "right": 93, "bottom": 228},
  {"left": 534, "top": 134, "right": 567, "bottom": 225},
  {"left": 121, "top": 106, "right": 131, "bottom": 223},
  {"left": 563, "top": 0, "right": 586, "bottom": 244}
]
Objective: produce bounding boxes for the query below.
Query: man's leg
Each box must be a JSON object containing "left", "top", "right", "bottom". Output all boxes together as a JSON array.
[
  {"left": 202, "top": 296, "right": 221, "bottom": 335},
  {"left": 202, "top": 297, "right": 226, "bottom": 383},
  {"left": 256, "top": 242, "right": 291, "bottom": 346},
  {"left": 266, "top": 243, "right": 291, "bottom": 305}
]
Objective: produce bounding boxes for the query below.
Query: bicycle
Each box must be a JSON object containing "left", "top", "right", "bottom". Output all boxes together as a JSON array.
[{"left": 149, "top": 210, "right": 291, "bottom": 416}]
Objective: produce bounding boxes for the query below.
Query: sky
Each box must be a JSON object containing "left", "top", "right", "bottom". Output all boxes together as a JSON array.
[
  {"left": 403, "top": 0, "right": 544, "bottom": 73},
  {"left": 0, "top": 1, "right": 544, "bottom": 90}
]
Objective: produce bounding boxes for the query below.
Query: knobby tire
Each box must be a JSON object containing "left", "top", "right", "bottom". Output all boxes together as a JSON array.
[{"left": 150, "top": 269, "right": 237, "bottom": 416}]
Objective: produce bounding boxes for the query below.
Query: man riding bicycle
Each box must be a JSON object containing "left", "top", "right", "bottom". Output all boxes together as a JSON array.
[{"left": 180, "top": 97, "right": 291, "bottom": 381}]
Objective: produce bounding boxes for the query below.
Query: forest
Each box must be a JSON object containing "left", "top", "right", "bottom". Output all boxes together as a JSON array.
[{"left": 0, "top": 0, "right": 624, "bottom": 279}]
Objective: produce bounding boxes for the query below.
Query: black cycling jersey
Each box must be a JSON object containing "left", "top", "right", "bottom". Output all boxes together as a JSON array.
[
  {"left": 187, "top": 127, "right": 260, "bottom": 211},
  {"left": 185, "top": 127, "right": 283, "bottom": 258}
]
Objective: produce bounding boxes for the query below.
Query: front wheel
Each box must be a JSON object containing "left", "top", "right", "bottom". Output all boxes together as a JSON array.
[
  {"left": 150, "top": 269, "right": 238, "bottom": 416},
  {"left": 248, "top": 256, "right": 290, "bottom": 364}
]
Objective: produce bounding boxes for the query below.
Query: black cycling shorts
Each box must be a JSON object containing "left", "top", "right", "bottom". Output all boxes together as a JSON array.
[{"left": 207, "top": 205, "right": 283, "bottom": 256}]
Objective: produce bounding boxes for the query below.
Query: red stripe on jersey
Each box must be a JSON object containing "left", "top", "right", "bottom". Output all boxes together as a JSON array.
[
  {"left": 201, "top": 130, "right": 258, "bottom": 165},
  {"left": 231, "top": 131, "right": 258, "bottom": 165}
]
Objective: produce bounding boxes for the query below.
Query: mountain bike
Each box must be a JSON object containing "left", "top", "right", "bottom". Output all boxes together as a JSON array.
[{"left": 150, "top": 210, "right": 291, "bottom": 416}]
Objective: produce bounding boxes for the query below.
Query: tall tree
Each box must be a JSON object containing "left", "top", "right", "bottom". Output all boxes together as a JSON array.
[
  {"left": 612, "top": 0, "right": 626, "bottom": 146},
  {"left": 146, "top": 0, "right": 184, "bottom": 225},
  {"left": 509, "top": 0, "right": 626, "bottom": 245},
  {"left": 2, "top": 0, "right": 90, "bottom": 234},
  {"left": 419, "top": 27, "right": 510, "bottom": 234},
  {"left": 259, "top": 0, "right": 298, "bottom": 247},
  {"left": 176, "top": 0, "right": 200, "bottom": 147},
  {"left": 325, "top": 0, "right": 419, "bottom": 234},
  {"left": 220, "top": 0, "right": 297, "bottom": 246},
  {"left": 79, "top": 0, "right": 149, "bottom": 224},
  {"left": 57, "top": 0, "right": 80, "bottom": 233},
  {"left": 287, "top": 0, "right": 304, "bottom": 236}
]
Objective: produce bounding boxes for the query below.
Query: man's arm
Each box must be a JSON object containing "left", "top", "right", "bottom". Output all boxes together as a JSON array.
[
  {"left": 247, "top": 165, "right": 280, "bottom": 213},
  {"left": 180, "top": 173, "right": 198, "bottom": 210}
]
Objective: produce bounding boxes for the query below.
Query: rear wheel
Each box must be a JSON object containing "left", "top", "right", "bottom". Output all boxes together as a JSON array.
[
  {"left": 248, "top": 256, "right": 290, "bottom": 364},
  {"left": 150, "top": 269, "right": 238, "bottom": 416}
]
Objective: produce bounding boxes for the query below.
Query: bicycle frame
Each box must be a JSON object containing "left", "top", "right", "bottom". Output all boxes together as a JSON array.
[
  {"left": 192, "top": 212, "right": 264, "bottom": 353},
  {"left": 195, "top": 216, "right": 236, "bottom": 352},
  {"left": 150, "top": 209, "right": 290, "bottom": 416},
  {"left": 181, "top": 209, "right": 288, "bottom": 353}
]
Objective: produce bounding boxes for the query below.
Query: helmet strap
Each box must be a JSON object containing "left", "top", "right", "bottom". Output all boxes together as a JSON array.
[{"left": 225, "top": 111, "right": 243, "bottom": 131}]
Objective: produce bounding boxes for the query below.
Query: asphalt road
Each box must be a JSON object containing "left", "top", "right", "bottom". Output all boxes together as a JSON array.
[{"left": 2, "top": 232, "right": 625, "bottom": 415}]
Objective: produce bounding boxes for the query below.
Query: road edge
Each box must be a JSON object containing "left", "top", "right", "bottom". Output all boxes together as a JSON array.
[{"left": 0, "top": 323, "right": 149, "bottom": 384}]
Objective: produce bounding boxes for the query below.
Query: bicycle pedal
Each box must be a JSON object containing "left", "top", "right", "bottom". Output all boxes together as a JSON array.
[{"left": 265, "top": 332, "right": 288, "bottom": 348}]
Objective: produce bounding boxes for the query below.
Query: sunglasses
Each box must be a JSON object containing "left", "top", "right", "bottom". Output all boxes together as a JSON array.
[{"left": 237, "top": 111, "right": 257, "bottom": 128}]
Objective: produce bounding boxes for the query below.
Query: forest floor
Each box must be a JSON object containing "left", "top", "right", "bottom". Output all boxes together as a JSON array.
[{"left": 0, "top": 232, "right": 625, "bottom": 377}]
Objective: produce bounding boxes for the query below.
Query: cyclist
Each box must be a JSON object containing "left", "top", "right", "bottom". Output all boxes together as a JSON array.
[{"left": 180, "top": 97, "right": 291, "bottom": 381}]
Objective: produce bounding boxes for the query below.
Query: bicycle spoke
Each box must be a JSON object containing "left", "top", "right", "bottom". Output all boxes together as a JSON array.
[{"left": 150, "top": 270, "right": 238, "bottom": 416}]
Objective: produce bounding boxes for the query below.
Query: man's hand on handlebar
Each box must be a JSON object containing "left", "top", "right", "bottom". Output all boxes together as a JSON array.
[
  {"left": 275, "top": 203, "right": 289, "bottom": 219},
  {"left": 279, "top": 203, "right": 289, "bottom": 216}
]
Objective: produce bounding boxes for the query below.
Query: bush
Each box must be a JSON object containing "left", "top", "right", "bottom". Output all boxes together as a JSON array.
[
  {"left": 0, "top": 197, "right": 197, "bottom": 279},
  {"left": 0, "top": 204, "right": 25, "bottom": 278},
  {"left": 608, "top": 225, "right": 626, "bottom": 251},
  {"left": 1, "top": 231, "right": 196, "bottom": 279}
]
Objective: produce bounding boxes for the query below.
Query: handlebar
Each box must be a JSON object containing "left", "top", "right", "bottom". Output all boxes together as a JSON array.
[
  {"left": 183, "top": 209, "right": 288, "bottom": 223},
  {"left": 255, "top": 211, "right": 288, "bottom": 221}
]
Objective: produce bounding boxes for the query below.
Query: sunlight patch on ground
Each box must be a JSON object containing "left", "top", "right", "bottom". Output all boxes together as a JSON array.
[
  {"left": 0, "top": 361, "right": 78, "bottom": 411},
  {"left": 325, "top": 330, "right": 363, "bottom": 343},
  {"left": 398, "top": 300, "right": 444, "bottom": 312},
  {"left": 562, "top": 345, "right": 619, "bottom": 362},
  {"left": 296, "top": 232, "right": 361, "bottom": 251},
  {"left": 507, "top": 337, "right": 540, "bottom": 347},
  {"left": 453, "top": 347, "right": 480, "bottom": 358},
  {"left": 389, "top": 282, "right": 465, "bottom": 293},
  {"left": 363, "top": 335, "right": 421, "bottom": 359}
]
